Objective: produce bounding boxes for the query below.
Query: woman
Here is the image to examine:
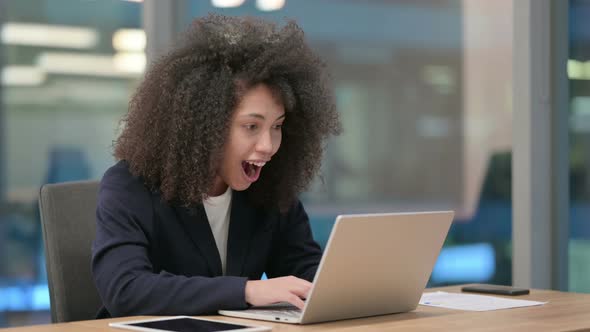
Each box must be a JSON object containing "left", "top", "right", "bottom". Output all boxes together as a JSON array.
[{"left": 92, "top": 14, "right": 341, "bottom": 318}]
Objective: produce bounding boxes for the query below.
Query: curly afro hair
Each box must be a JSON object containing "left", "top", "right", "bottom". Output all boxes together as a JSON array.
[{"left": 114, "top": 14, "right": 341, "bottom": 211}]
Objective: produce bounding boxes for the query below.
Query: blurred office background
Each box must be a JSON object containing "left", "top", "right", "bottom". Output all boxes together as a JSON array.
[{"left": 0, "top": 0, "right": 587, "bottom": 327}]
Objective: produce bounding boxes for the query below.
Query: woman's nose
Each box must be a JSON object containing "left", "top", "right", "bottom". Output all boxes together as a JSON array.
[{"left": 255, "top": 130, "right": 274, "bottom": 154}]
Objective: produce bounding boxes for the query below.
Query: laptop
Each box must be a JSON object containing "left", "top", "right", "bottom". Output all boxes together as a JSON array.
[{"left": 219, "top": 210, "right": 454, "bottom": 324}]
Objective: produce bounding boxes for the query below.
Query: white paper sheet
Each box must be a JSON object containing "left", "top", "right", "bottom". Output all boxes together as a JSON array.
[{"left": 419, "top": 291, "right": 547, "bottom": 311}]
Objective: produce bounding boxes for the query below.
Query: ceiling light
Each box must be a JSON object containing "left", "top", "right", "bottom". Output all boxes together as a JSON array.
[
  {"left": 1, "top": 23, "right": 98, "bottom": 49},
  {"left": 256, "top": 0, "right": 285, "bottom": 11},
  {"left": 211, "top": 0, "right": 245, "bottom": 8},
  {"left": 113, "top": 29, "right": 146, "bottom": 52},
  {"left": 37, "top": 52, "right": 141, "bottom": 78},
  {"left": 568, "top": 60, "right": 584, "bottom": 80},
  {"left": 113, "top": 52, "right": 146, "bottom": 74},
  {"left": 1, "top": 66, "right": 46, "bottom": 86},
  {"left": 584, "top": 62, "right": 590, "bottom": 80}
]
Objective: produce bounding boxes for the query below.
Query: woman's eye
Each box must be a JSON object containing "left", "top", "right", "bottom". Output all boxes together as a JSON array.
[
  {"left": 273, "top": 123, "right": 283, "bottom": 130},
  {"left": 244, "top": 124, "right": 258, "bottom": 131}
]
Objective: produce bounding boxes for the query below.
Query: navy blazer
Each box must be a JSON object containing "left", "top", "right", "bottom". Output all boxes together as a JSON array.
[{"left": 91, "top": 161, "right": 322, "bottom": 317}]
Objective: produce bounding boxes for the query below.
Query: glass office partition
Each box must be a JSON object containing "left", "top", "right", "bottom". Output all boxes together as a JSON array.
[
  {"left": 177, "top": 0, "right": 513, "bottom": 287},
  {"left": 0, "top": 0, "right": 143, "bottom": 327},
  {"left": 0, "top": 0, "right": 519, "bottom": 327},
  {"left": 569, "top": 0, "right": 590, "bottom": 293}
]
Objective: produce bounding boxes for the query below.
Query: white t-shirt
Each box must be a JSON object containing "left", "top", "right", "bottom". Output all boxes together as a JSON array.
[{"left": 203, "top": 186, "right": 232, "bottom": 275}]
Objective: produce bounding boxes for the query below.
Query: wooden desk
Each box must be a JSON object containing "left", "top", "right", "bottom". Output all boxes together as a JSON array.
[{"left": 4, "top": 285, "right": 590, "bottom": 331}]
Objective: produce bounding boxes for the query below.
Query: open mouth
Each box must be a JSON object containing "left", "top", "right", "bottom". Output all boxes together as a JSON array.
[{"left": 241, "top": 161, "right": 265, "bottom": 182}]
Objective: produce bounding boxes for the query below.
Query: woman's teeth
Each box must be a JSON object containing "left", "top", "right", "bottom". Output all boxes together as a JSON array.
[{"left": 246, "top": 161, "right": 266, "bottom": 167}]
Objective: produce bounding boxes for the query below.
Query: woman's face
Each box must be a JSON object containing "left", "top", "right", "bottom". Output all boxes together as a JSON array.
[{"left": 210, "top": 84, "right": 285, "bottom": 196}]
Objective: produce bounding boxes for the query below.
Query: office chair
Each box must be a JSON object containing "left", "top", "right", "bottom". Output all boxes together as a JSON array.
[{"left": 38, "top": 180, "right": 102, "bottom": 323}]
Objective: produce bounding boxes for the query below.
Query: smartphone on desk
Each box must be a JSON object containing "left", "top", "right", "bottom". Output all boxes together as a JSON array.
[{"left": 461, "top": 284, "right": 530, "bottom": 296}]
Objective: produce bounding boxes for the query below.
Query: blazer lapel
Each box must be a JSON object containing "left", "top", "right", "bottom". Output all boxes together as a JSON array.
[
  {"left": 175, "top": 205, "right": 223, "bottom": 276},
  {"left": 226, "top": 191, "right": 258, "bottom": 276}
]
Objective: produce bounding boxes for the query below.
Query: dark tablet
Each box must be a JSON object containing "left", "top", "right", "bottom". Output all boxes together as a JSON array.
[{"left": 109, "top": 316, "right": 271, "bottom": 332}]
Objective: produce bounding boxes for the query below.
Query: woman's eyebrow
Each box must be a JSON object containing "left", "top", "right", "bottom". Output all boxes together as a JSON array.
[
  {"left": 241, "top": 113, "right": 286, "bottom": 121},
  {"left": 242, "top": 113, "right": 265, "bottom": 119}
]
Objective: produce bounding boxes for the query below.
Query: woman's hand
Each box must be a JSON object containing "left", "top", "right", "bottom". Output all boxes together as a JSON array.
[{"left": 245, "top": 276, "right": 312, "bottom": 309}]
